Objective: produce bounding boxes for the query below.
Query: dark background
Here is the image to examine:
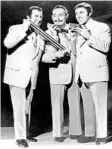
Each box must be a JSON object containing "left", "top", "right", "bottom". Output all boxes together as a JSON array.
[{"left": 1, "top": 1, "right": 112, "bottom": 137}]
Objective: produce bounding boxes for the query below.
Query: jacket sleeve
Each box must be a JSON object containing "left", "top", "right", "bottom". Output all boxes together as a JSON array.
[
  {"left": 31, "top": 35, "right": 45, "bottom": 89},
  {"left": 87, "top": 24, "right": 111, "bottom": 53},
  {"left": 30, "top": 69, "right": 39, "bottom": 90},
  {"left": 4, "top": 25, "right": 26, "bottom": 49},
  {"left": 30, "top": 59, "right": 39, "bottom": 90},
  {"left": 42, "top": 45, "right": 57, "bottom": 63}
]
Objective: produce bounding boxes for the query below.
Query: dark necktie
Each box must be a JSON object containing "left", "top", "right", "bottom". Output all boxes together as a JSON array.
[{"left": 56, "top": 30, "right": 61, "bottom": 44}]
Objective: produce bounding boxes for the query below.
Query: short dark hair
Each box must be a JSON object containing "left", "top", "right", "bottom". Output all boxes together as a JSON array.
[
  {"left": 74, "top": 2, "right": 93, "bottom": 16},
  {"left": 26, "top": 6, "right": 43, "bottom": 17}
]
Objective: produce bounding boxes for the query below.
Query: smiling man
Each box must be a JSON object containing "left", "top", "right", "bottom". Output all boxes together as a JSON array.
[
  {"left": 3, "top": 6, "right": 44, "bottom": 147},
  {"left": 42, "top": 5, "right": 79, "bottom": 142},
  {"left": 74, "top": 2, "right": 111, "bottom": 144}
]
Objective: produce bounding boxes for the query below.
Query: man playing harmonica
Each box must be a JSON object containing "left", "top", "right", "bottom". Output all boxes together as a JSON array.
[
  {"left": 42, "top": 5, "right": 80, "bottom": 142},
  {"left": 74, "top": 2, "right": 111, "bottom": 144},
  {"left": 3, "top": 6, "right": 44, "bottom": 147}
]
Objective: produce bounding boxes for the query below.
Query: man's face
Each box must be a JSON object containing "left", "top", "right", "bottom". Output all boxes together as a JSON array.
[
  {"left": 52, "top": 8, "right": 67, "bottom": 26},
  {"left": 30, "top": 9, "right": 43, "bottom": 26},
  {"left": 75, "top": 7, "right": 90, "bottom": 25}
]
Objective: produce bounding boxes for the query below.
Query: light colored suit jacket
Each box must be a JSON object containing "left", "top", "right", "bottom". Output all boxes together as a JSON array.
[
  {"left": 42, "top": 25, "right": 77, "bottom": 84},
  {"left": 3, "top": 24, "right": 44, "bottom": 88},
  {"left": 75, "top": 19, "right": 111, "bottom": 82}
]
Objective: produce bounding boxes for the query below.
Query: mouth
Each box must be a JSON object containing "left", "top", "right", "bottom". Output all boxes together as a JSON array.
[
  {"left": 34, "top": 21, "right": 41, "bottom": 25},
  {"left": 78, "top": 18, "right": 83, "bottom": 22},
  {"left": 55, "top": 20, "right": 63, "bottom": 23},
  {"left": 78, "top": 19, "right": 84, "bottom": 24}
]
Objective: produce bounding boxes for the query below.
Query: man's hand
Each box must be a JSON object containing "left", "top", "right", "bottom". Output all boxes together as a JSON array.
[
  {"left": 51, "top": 50, "right": 65, "bottom": 60},
  {"left": 55, "top": 50, "right": 65, "bottom": 58},
  {"left": 74, "top": 25, "right": 91, "bottom": 39},
  {"left": 23, "top": 18, "right": 31, "bottom": 32}
]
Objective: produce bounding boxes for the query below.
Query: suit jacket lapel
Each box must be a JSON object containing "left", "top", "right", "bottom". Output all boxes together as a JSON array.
[{"left": 76, "top": 33, "right": 86, "bottom": 48}]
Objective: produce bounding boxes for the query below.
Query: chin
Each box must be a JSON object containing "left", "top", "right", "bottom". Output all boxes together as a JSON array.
[
  {"left": 79, "top": 23, "right": 83, "bottom": 25},
  {"left": 55, "top": 22, "right": 64, "bottom": 26}
]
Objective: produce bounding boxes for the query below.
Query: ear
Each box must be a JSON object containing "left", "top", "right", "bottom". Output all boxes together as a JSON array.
[
  {"left": 51, "top": 14, "right": 54, "bottom": 21},
  {"left": 89, "top": 12, "right": 92, "bottom": 17},
  {"left": 65, "top": 13, "right": 69, "bottom": 20},
  {"left": 27, "top": 16, "right": 30, "bottom": 19}
]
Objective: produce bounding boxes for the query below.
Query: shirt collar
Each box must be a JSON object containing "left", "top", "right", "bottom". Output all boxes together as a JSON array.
[{"left": 85, "top": 18, "right": 93, "bottom": 29}]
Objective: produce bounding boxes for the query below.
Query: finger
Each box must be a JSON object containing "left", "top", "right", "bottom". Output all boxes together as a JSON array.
[
  {"left": 81, "top": 25, "right": 88, "bottom": 32},
  {"left": 80, "top": 25, "right": 86, "bottom": 29},
  {"left": 27, "top": 16, "right": 30, "bottom": 20},
  {"left": 70, "top": 28, "right": 78, "bottom": 32},
  {"left": 72, "top": 28, "right": 82, "bottom": 33}
]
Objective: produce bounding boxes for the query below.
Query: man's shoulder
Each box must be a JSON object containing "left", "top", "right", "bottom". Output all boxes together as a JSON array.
[
  {"left": 9, "top": 24, "right": 23, "bottom": 31},
  {"left": 92, "top": 19, "right": 109, "bottom": 30}
]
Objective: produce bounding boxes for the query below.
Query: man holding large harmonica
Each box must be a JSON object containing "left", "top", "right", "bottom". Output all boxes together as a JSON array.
[
  {"left": 74, "top": 2, "right": 111, "bottom": 144},
  {"left": 42, "top": 5, "right": 80, "bottom": 142},
  {"left": 3, "top": 6, "right": 44, "bottom": 147}
]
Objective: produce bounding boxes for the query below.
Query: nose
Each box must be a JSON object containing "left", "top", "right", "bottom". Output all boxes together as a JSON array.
[
  {"left": 55, "top": 16, "right": 60, "bottom": 21},
  {"left": 77, "top": 14, "right": 81, "bottom": 19},
  {"left": 38, "top": 17, "right": 42, "bottom": 21},
  {"left": 35, "top": 15, "right": 41, "bottom": 21}
]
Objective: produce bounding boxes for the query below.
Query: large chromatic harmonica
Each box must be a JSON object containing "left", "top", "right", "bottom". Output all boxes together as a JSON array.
[
  {"left": 47, "top": 22, "right": 80, "bottom": 33},
  {"left": 29, "top": 20, "right": 66, "bottom": 51}
]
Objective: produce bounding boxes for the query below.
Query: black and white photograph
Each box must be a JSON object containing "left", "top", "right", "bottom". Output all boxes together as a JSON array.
[{"left": 1, "top": 0, "right": 112, "bottom": 148}]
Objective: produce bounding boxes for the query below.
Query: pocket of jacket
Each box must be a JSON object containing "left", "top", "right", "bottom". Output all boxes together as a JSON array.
[
  {"left": 97, "top": 64, "right": 107, "bottom": 68},
  {"left": 6, "top": 66, "right": 20, "bottom": 71}
]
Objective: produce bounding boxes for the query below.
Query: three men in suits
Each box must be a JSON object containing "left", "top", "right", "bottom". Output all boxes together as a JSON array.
[
  {"left": 73, "top": 2, "right": 111, "bottom": 144},
  {"left": 3, "top": 2, "right": 111, "bottom": 146},
  {"left": 42, "top": 5, "right": 79, "bottom": 142},
  {"left": 3, "top": 6, "right": 44, "bottom": 147}
]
